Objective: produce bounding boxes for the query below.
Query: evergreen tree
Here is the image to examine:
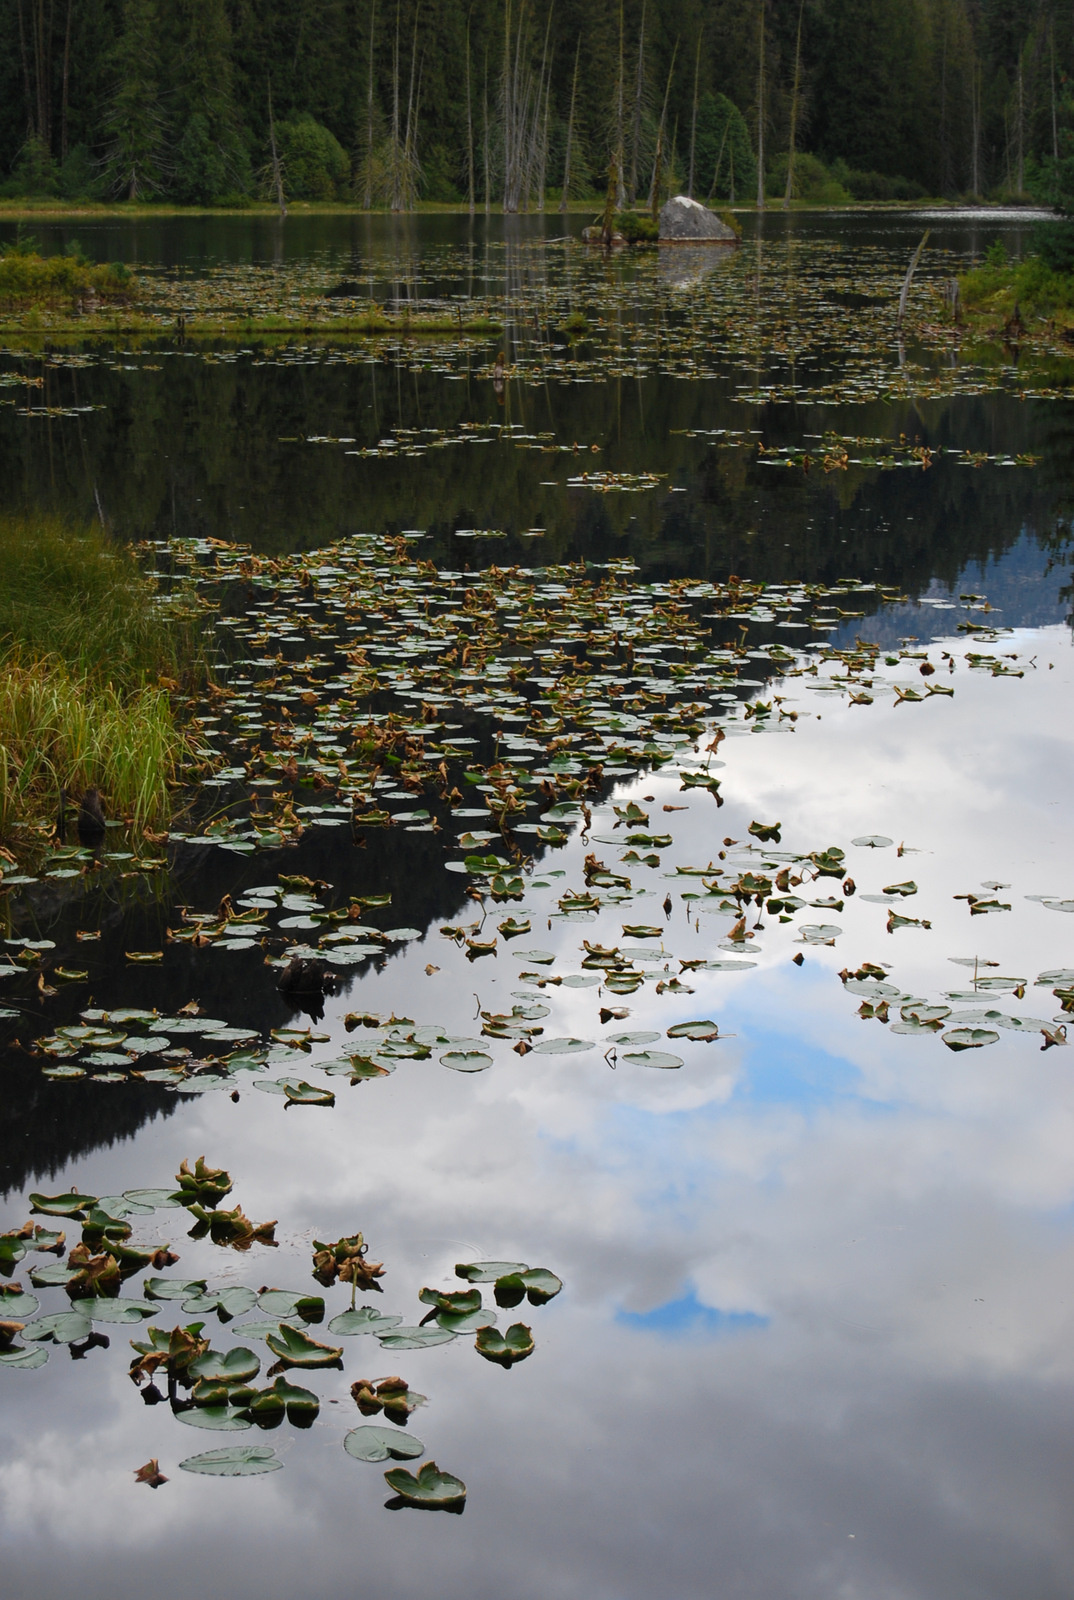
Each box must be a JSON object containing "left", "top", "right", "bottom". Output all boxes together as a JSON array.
[
  {"left": 168, "top": 0, "right": 251, "bottom": 203},
  {"left": 104, "top": 0, "right": 165, "bottom": 200}
]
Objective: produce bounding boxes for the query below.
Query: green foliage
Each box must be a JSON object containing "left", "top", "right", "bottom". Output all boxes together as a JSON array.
[
  {"left": 0, "top": 517, "right": 206, "bottom": 844},
  {"left": 275, "top": 114, "right": 350, "bottom": 201},
  {"left": 828, "top": 160, "right": 927, "bottom": 202},
  {"left": 693, "top": 93, "right": 755, "bottom": 204},
  {"left": 767, "top": 152, "right": 850, "bottom": 205},
  {"left": 614, "top": 210, "right": 658, "bottom": 244},
  {"left": 1032, "top": 219, "right": 1074, "bottom": 275},
  {"left": 104, "top": 0, "right": 166, "bottom": 201},
  {"left": 0, "top": 248, "right": 134, "bottom": 307}
]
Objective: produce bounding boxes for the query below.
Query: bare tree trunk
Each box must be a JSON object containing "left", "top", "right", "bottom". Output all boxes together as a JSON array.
[
  {"left": 363, "top": 0, "right": 376, "bottom": 209},
  {"left": 1052, "top": 26, "right": 1059, "bottom": 168},
  {"left": 60, "top": 0, "right": 72, "bottom": 162},
  {"left": 707, "top": 118, "right": 729, "bottom": 200},
  {"left": 756, "top": 0, "right": 765, "bottom": 211},
  {"left": 647, "top": 39, "right": 678, "bottom": 217},
  {"left": 561, "top": 33, "right": 579, "bottom": 213},
  {"left": 483, "top": 48, "right": 491, "bottom": 214},
  {"left": 970, "top": 59, "right": 980, "bottom": 196},
  {"left": 400, "top": 6, "right": 420, "bottom": 210},
  {"left": 629, "top": 0, "right": 646, "bottom": 206},
  {"left": 1016, "top": 54, "right": 1024, "bottom": 195},
  {"left": 615, "top": 0, "right": 626, "bottom": 208},
  {"left": 268, "top": 77, "right": 286, "bottom": 218},
  {"left": 391, "top": 2, "right": 401, "bottom": 209},
  {"left": 538, "top": 48, "right": 552, "bottom": 211},
  {"left": 688, "top": 26, "right": 701, "bottom": 198},
  {"left": 465, "top": 11, "right": 475, "bottom": 216},
  {"left": 17, "top": 0, "right": 35, "bottom": 138},
  {"left": 783, "top": 0, "right": 804, "bottom": 209}
]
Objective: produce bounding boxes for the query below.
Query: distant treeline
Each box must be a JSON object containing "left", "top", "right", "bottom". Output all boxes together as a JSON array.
[{"left": 2, "top": 0, "right": 1073, "bottom": 208}]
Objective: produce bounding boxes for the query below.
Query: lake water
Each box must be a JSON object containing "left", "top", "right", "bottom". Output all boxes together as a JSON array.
[{"left": 1, "top": 210, "right": 1073, "bottom": 1600}]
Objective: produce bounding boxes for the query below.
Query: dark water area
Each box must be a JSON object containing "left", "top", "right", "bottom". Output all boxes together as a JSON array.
[{"left": 2, "top": 212, "right": 1074, "bottom": 1600}]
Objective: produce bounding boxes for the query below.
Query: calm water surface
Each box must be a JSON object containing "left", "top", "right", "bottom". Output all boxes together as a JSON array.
[{"left": 1, "top": 212, "right": 1073, "bottom": 1600}]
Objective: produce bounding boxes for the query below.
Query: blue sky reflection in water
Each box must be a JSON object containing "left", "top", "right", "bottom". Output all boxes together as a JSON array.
[{"left": 1, "top": 213, "right": 1074, "bottom": 1599}]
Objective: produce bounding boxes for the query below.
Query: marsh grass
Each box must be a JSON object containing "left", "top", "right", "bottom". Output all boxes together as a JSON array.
[
  {"left": 0, "top": 245, "right": 134, "bottom": 308},
  {"left": 0, "top": 517, "right": 208, "bottom": 849}
]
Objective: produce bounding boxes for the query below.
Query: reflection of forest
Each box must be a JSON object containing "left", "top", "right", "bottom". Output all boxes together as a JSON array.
[
  {"left": 0, "top": 357, "right": 1068, "bottom": 600},
  {"left": 0, "top": 788, "right": 495, "bottom": 1195}
]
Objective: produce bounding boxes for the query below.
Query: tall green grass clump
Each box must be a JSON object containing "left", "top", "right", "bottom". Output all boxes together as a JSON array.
[
  {"left": 0, "top": 240, "right": 135, "bottom": 309},
  {"left": 0, "top": 516, "right": 206, "bottom": 847}
]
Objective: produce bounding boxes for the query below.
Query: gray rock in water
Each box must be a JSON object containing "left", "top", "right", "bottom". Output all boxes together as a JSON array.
[{"left": 658, "top": 195, "right": 738, "bottom": 243}]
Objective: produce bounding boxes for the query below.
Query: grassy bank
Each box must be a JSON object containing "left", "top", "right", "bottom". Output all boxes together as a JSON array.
[
  {"left": 0, "top": 246, "right": 136, "bottom": 310},
  {"left": 959, "top": 251, "right": 1074, "bottom": 331},
  {"left": 0, "top": 310, "right": 502, "bottom": 338},
  {"left": 0, "top": 518, "right": 205, "bottom": 851}
]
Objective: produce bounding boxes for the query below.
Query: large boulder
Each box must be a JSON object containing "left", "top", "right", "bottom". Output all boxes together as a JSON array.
[{"left": 658, "top": 194, "right": 738, "bottom": 243}]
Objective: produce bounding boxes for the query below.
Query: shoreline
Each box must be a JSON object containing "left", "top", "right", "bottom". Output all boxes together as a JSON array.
[{"left": 0, "top": 199, "right": 1053, "bottom": 222}]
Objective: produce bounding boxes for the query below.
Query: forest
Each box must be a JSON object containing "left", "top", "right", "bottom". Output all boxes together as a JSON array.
[{"left": 2, "top": 0, "right": 1074, "bottom": 209}]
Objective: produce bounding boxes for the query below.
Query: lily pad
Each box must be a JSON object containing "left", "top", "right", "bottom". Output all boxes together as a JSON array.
[
  {"left": 666, "top": 1020, "right": 720, "bottom": 1041},
  {"left": 189, "top": 1347, "right": 261, "bottom": 1384},
  {"left": 182, "top": 1287, "right": 259, "bottom": 1321},
  {"left": 328, "top": 1307, "right": 403, "bottom": 1337},
  {"left": 455, "top": 1261, "right": 528, "bottom": 1283},
  {"left": 28, "top": 1192, "right": 96, "bottom": 1218},
  {"left": 943, "top": 1028, "right": 1000, "bottom": 1051},
  {"left": 377, "top": 1325, "right": 456, "bottom": 1349},
  {"left": 22, "top": 1310, "right": 93, "bottom": 1344},
  {"left": 475, "top": 1321, "right": 535, "bottom": 1367},
  {"left": 852, "top": 835, "right": 893, "bottom": 848},
  {"left": 622, "top": 1050, "right": 684, "bottom": 1069},
  {"left": 265, "top": 1323, "right": 343, "bottom": 1368},
  {"left": 257, "top": 1290, "right": 325, "bottom": 1322},
  {"left": 86, "top": 1298, "right": 157, "bottom": 1324},
  {"left": 532, "top": 1037, "right": 594, "bottom": 1054},
  {"left": 383, "top": 1461, "right": 466, "bottom": 1509},
  {"left": 344, "top": 1426, "right": 425, "bottom": 1463},
  {"left": 179, "top": 1445, "right": 281, "bottom": 1476},
  {"left": 175, "top": 1407, "right": 253, "bottom": 1431},
  {"left": 0, "top": 1345, "right": 48, "bottom": 1369},
  {"left": 441, "top": 1051, "right": 493, "bottom": 1072}
]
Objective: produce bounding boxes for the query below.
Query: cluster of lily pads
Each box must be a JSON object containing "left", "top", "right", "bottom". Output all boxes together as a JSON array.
[
  {"left": 6, "top": 228, "right": 1074, "bottom": 410},
  {"left": 0, "top": 1157, "right": 561, "bottom": 1508}
]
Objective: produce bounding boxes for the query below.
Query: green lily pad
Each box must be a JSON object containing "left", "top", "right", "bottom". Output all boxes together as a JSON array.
[
  {"left": 455, "top": 1261, "right": 528, "bottom": 1283},
  {"left": 0, "top": 1345, "right": 48, "bottom": 1369},
  {"left": 666, "top": 1020, "right": 720, "bottom": 1041},
  {"left": 179, "top": 1445, "right": 280, "bottom": 1476},
  {"left": 513, "top": 949, "right": 556, "bottom": 964},
  {"left": 182, "top": 1287, "right": 259, "bottom": 1320},
  {"left": 22, "top": 1310, "right": 93, "bottom": 1344},
  {"left": 441, "top": 1051, "right": 493, "bottom": 1072},
  {"left": 28, "top": 1192, "right": 96, "bottom": 1218},
  {"left": 622, "top": 1050, "right": 684, "bottom": 1069},
  {"left": 94, "top": 1194, "right": 155, "bottom": 1219},
  {"left": 257, "top": 1290, "right": 325, "bottom": 1322},
  {"left": 327, "top": 1307, "right": 403, "bottom": 1337},
  {"left": 189, "top": 1347, "right": 261, "bottom": 1384},
  {"left": 377, "top": 1325, "right": 456, "bottom": 1349},
  {"left": 265, "top": 1323, "right": 343, "bottom": 1368},
  {"left": 28, "top": 1262, "right": 79, "bottom": 1287},
  {"left": 475, "top": 1321, "right": 534, "bottom": 1367},
  {"left": 85, "top": 1298, "right": 157, "bottom": 1324},
  {"left": 384, "top": 1461, "right": 466, "bottom": 1509},
  {"left": 242, "top": 1376, "right": 319, "bottom": 1423},
  {"left": 344, "top": 1426, "right": 425, "bottom": 1463},
  {"left": 852, "top": 835, "right": 893, "bottom": 848},
  {"left": 0, "top": 1289, "right": 38, "bottom": 1318},
  {"left": 943, "top": 1028, "right": 1001, "bottom": 1051},
  {"left": 607, "top": 1031, "right": 660, "bottom": 1045},
  {"left": 143, "top": 1278, "right": 208, "bottom": 1301},
  {"left": 532, "top": 1037, "right": 594, "bottom": 1054},
  {"left": 175, "top": 1407, "right": 253, "bottom": 1431}
]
